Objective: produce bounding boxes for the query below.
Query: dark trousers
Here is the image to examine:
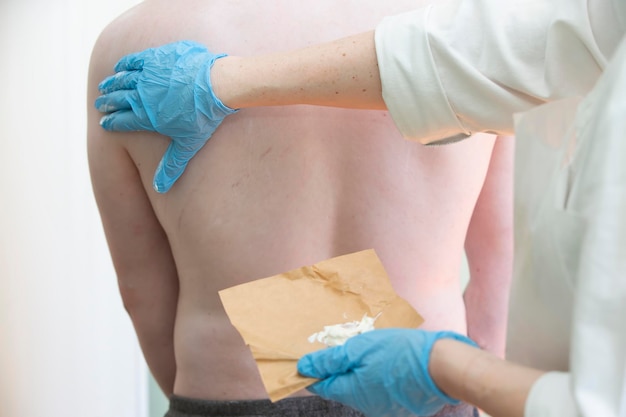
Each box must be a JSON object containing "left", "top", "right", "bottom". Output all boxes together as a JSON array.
[{"left": 165, "top": 395, "right": 479, "bottom": 417}]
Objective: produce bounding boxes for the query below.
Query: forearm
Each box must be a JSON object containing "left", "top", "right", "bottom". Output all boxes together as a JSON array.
[
  {"left": 430, "top": 339, "right": 545, "bottom": 417},
  {"left": 463, "top": 282, "right": 509, "bottom": 358},
  {"left": 212, "top": 31, "right": 386, "bottom": 110},
  {"left": 121, "top": 282, "right": 178, "bottom": 396},
  {"left": 130, "top": 309, "right": 177, "bottom": 396},
  {"left": 116, "top": 254, "right": 179, "bottom": 395},
  {"left": 113, "top": 230, "right": 179, "bottom": 395},
  {"left": 464, "top": 220, "right": 513, "bottom": 359},
  {"left": 464, "top": 135, "right": 514, "bottom": 358},
  {"left": 463, "top": 244, "right": 512, "bottom": 358}
]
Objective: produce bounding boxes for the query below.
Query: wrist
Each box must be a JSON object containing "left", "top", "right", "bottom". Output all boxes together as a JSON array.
[
  {"left": 429, "top": 338, "right": 480, "bottom": 403},
  {"left": 212, "top": 53, "right": 298, "bottom": 110},
  {"left": 211, "top": 55, "right": 245, "bottom": 109},
  {"left": 211, "top": 52, "right": 313, "bottom": 109},
  {"left": 430, "top": 338, "right": 545, "bottom": 417}
]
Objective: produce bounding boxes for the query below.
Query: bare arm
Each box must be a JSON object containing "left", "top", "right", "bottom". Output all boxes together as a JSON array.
[
  {"left": 88, "top": 43, "right": 179, "bottom": 393},
  {"left": 213, "top": 31, "right": 386, "bottom": 110},
  {"left": 211, "top": 1, "right": 617, "bottom": 144},
  {"left": 430, "top": 338, "right": 545, "bottom": 417},
  {"left": 463, "top": 136, "right": 515, "bottom": 358},
  {"left": 87, "top": 128, "right": 179, "bottom": 395}
]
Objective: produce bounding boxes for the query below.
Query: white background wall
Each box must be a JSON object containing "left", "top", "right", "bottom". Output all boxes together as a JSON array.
[{"left": 0, "top": 1, "right": 147, "bottom": 416}]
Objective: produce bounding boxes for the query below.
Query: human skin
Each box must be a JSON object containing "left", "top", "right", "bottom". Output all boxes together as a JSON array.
[
  {"left": 87, "top": 0, "right": 512, "bottom": 400},
  {"left": 212, "top": 31, "right": 384, "bottom": 111},
  {"left": 429, "top": 339, "right": 545, "bottom": 417}
]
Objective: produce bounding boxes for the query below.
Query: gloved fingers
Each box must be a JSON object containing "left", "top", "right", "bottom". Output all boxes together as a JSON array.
[
  {"left": 99, "top": 110, "right": 148, "bottom": 132},
  {"left": 98, "top": 70, "right": 141, "bottom": 94},
  {"left": 113, "top": 52, "right": 146, "bottom": 73},
  {"left": 152, "top": 140, "right": 196, "bottom": 193},
  {"left": 95, "top": 89, "right": 139, "bottom": 113},
  {"left": 152, "top": 161, "right": 177, "bottom": 194},
  {"left": 297, "top": 345, "right": 355, "bottom": 379},
  {"left": 305, "top": 375, "right": 348, "bottom": 401}
]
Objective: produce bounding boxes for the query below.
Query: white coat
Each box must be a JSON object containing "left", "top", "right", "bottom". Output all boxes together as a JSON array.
[{"left": 374, "top": 1, "right": 626, "bottom": 416}]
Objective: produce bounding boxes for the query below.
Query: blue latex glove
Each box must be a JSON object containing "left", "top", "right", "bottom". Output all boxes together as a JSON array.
[
  {"left": 297, "top": 329, "right": 478, "bottom": 417},
  {"left": 95, "top": 40, "right": 238, "bottom": 193}
]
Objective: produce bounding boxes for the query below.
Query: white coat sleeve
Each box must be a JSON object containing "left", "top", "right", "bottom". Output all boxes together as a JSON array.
[
  {"left": 525, "top": 373, "right": 579, "bottom": 417},
  {"left": 374, "top": 0, "right": 625, "bottom": 144}
]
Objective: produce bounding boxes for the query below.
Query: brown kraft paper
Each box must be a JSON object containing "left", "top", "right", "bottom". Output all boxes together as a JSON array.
[{"left": 218, "top": 249, "right": 424, "bottom": 402}]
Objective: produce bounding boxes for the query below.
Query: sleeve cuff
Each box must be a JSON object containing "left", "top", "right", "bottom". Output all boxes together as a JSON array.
[
  {"left": 526, "top": 372, "right": 578, "bottom": 417},
  {"left": 374, "top": 7, "right": 470, "bottom": 145}
]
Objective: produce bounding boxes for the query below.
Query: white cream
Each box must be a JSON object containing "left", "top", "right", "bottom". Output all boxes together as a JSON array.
[{"left": 308, "top": 313, "right": 380, "bottom": 346}]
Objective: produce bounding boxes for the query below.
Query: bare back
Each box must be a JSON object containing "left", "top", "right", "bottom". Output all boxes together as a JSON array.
[{"left": 88, "top": 0, "right": 498, "bottom": 401}]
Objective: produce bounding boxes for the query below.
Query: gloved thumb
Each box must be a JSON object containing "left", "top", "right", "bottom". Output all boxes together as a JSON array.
[
  {"left": 305, "top": 374, "right": 349, "bottom": 400},
  {"left": 152, "top": 140, "right": 193, "bottom": 193},
  {"left": 297, "top": 345, "right": 355, "bottom": 380}
]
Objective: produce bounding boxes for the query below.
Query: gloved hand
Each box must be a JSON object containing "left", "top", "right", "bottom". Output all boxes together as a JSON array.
[
  {"left": 297, "top": 329, "right": 477, "bottom": 417},
  {"left": 95, "top": 40, "right": 238, "bottom": 193}
]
